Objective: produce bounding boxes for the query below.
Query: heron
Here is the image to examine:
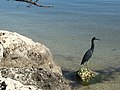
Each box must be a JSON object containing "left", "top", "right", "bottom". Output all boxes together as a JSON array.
[{"left": 80, "top": 37, "right": 100, "bottom": 69}]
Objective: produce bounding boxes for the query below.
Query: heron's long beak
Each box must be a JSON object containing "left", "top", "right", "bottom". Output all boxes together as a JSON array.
[{"left": 95, "top": 38, "right": 100, "bottom": 41}]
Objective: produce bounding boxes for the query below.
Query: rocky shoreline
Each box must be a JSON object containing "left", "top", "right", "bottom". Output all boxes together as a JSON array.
[
  {"left": 0, "top": 67, "right": 70, "bottom": 90},
  {"left": 0, "top": 30, "right": 71, "bottom": 90}
]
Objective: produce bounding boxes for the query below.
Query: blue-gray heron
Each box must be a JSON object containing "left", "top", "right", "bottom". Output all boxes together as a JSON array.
[{"left": 80, "top": 37, "right": 100, "bottom": 69}]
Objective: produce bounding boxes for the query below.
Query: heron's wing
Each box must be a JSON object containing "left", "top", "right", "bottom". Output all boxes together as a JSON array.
[{"left": 81, "top": 49, "right": 93, "bottom": 65}]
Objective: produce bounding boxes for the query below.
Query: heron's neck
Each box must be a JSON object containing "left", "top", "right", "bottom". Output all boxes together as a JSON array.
[{"left": 90, "top": 40, "right": 94, "bottom": 52}]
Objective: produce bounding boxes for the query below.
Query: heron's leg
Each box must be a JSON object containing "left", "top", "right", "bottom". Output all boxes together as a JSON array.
[
  {"left": 86, "top": 61, "right": 90, "bottom": 70},
  {"left": 84, "top": 62, "right": 88, "bottom": 69}
]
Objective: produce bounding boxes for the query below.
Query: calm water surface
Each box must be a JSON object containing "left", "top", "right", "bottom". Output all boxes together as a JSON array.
[{"left": 0, "top": 0, "right": 120, "bottom": 71}]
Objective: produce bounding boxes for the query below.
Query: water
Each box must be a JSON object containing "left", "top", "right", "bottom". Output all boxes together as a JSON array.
[{"left": 0, "top": 0, "right": 120, "bottom": 71}]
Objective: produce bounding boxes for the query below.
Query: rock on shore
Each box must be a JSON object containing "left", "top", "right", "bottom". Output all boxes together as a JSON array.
[
  {"left": 0, "top": 30, "right": 70, "bottom": 90},
  {"left": 0, "top": 67, "right": 69, "bottom": 90},
  {"left": 0, "top": 30, "right": 61, "bottom": 74}
]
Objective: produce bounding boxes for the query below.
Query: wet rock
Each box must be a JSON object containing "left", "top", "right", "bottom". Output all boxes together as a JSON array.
[{"left": 77, "top": 67, "right": 100, "bottom": 85}]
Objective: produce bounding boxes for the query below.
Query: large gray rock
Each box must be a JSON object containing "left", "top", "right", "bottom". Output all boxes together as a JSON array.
[
  {"left": 0, "top": 30, "right": 71, "bottom": 90},
  {"left": 0, "top": 67, "right": 70, "bottom": 90},
  {"left": 0, "top": 77, "right": 40, "bottom": 90},
  {"left": 0, "top": 30, "right": 61, "bottom": 75}
]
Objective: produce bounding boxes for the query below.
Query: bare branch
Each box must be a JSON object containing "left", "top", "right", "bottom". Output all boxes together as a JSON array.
[{"left": 7, "top": 0, "right": 54, "bottom": 8}]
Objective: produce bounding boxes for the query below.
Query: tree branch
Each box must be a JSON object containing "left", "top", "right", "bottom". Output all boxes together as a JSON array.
[{"left": 8, "top": 0, "right": 54, "bottom": 8}]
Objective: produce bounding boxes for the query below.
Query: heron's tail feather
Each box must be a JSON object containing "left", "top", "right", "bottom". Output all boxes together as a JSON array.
[{"left": 80, "top": 60, "right": 84, "bottom": 65}]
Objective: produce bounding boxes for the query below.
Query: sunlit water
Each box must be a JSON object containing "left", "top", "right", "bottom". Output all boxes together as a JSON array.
[{"left": 0, "top": 0, "right": 120, "bottom": 71}]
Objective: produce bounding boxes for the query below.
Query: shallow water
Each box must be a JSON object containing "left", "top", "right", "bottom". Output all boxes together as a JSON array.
[{"left": 0, "top": 0, "right": 120, "bottom": 83}]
